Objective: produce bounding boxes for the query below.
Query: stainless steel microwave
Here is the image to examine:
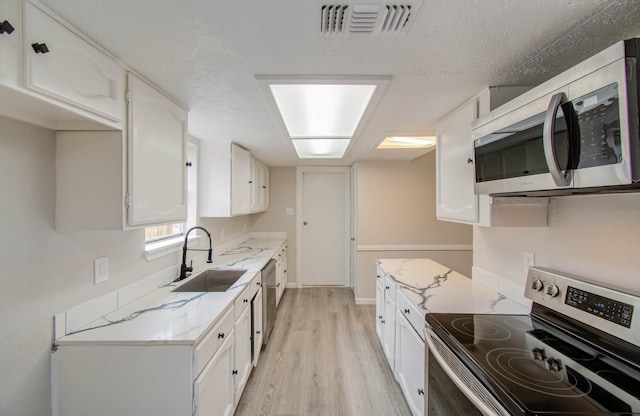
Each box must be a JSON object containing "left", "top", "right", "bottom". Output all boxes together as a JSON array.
[{"left": 472, "top": 39, "right": 640, "bottom": 196}]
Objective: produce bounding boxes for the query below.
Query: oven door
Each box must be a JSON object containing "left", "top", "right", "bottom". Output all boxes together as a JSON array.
[{"left": 424, "top": 326, "right": 509, "bottom": 416}]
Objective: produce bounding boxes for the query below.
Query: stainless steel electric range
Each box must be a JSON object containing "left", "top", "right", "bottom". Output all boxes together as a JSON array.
[{"left": 424, "top": 267, "right": 640, "bottom": 416}]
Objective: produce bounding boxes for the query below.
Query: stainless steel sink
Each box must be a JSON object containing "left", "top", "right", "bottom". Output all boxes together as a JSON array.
[{"left": 172, "top": 269, "right": 247, "bottom": 292}]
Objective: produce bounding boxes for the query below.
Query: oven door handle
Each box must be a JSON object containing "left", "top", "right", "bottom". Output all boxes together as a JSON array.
[{"left": 424, "top": 327, "right": 504, "bottom": 416}]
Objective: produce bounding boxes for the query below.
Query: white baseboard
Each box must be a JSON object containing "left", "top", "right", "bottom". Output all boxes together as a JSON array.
[
  {"left": 355, "top": 298, "right": 375, "bottom": 305},
  {"left": 286, "top": 282, "right": 297, "bottom": 289}
]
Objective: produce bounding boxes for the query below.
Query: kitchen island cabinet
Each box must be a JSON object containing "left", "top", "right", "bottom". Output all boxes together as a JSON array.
[{"left": 374, "top": 258, "right": 528, "bottom": 416}]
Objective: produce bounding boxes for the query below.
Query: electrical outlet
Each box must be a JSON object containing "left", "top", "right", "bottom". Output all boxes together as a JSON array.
[
  {"left": 524, "top": 252, "right": 535, "bottom": 274},
  {"left": 94, "top": 256, "right": 109, "bottom": 284},
  {"left": 285, "top": 207, "right": 294, "bottom": 216}
]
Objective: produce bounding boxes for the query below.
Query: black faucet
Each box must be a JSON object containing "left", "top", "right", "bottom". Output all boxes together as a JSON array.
[{"left": 175, "top": 226, "right": 213, "bottom": 282}]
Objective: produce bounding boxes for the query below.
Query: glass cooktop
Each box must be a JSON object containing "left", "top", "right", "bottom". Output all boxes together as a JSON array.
[{"left": 426, "top": 313, "right": 640, "bottom": 415}]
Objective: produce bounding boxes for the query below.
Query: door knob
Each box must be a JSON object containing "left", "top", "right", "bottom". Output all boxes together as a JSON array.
[{"left": 303, "top": 221, "right": 308, "bottom": 226}]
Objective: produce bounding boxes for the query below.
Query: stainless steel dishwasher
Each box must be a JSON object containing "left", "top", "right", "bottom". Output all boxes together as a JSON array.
[{"left": 261, "top": 259, "right": 277, "bottom": 345}]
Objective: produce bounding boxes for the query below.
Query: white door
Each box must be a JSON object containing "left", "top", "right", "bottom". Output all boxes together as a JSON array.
[
  {"left": 298, "top": 168, "right": 349, "bottom": 286},
  {"left": 350, "top": 164, "right": 358, "bottom": 290}
]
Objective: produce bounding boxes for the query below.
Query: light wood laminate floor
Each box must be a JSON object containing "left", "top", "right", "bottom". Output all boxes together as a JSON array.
[{"left": 235, "top": 287, "right": 411, "bottom": 416}]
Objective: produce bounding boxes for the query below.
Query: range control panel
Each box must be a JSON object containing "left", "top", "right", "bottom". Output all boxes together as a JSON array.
[
  {"left": 524, "top": 267, "right": 639, "bottom": 348},
  {"left": 565, "top": 286, "right": 633, "bottom": 328}
]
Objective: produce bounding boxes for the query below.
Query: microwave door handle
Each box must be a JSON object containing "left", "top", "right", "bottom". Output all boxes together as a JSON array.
[{"left": 543, "top": 92, "right": 571, "bottom": 186}]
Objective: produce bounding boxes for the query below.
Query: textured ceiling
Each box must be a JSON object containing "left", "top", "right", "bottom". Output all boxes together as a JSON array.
[{"left": 41, "top": 0, "right": 640, "bottom": 166}]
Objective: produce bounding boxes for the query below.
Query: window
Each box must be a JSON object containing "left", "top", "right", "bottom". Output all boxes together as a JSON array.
[{"left": 144, "top": 140, "right": 198, "bottom": 247}]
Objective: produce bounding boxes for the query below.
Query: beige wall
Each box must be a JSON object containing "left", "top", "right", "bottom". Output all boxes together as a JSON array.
[
  {"left": 474, "top": 193, "right": 640, "bottom": 299},
  {"left": 355, "top": 152, "right": 473, "bottom": 300},
  {"left": 251, "top": 167, "right": 297, "bottom": 283},
  {"left": 0, "top": 117, "right": 177, "bottom": 415},
  {"left": 0, "top": 117, "right": 259, "bottom": 415}
]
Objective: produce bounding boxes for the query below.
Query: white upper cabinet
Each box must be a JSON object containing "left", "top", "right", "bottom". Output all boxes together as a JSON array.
[
  {"left": 127, "top": 73, "right": 187, "bottom": 226},
  {"left": 231, "top": 144, "right": 252, "bottom": 215},
  {"left": 200, "top": 143, "right": 269, "bottom": 217},
  {"left": 436, "top": 98, "right": 478, "bottom": 223},
  {"left": 56, "top": 74, "right": 188, "bottom": 230},
  {"left": 23, "top": 2, "right": 125, "bottom": 123},
  {"left": 0, "top": 0, "right": 19, "bottom": 85},
  {"left": 436, "top": 87, "right": 548, "bottom": 227}
]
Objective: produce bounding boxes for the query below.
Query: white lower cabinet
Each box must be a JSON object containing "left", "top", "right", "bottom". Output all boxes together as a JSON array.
[
  {"left": 375, "top": 269, "right": 398, "bottom": 372},
  {"left": 54, "top": 280, "right": 267, "bottom": 416},
  {"left": 375, "top": 271, "right": 385, "bottom": 340},
  {"left": 253, "top": 286, "right": 263, "bottom": 367},
  {"left": 194, "top": 332, "right": 235, "bottom": 416},
  {"left": 275, "top": 244, "right": 288, "bottom": 307},
  {"left": 375, "top": 268, "right": 425, "bottom": 416},
  {"left": 395, "top": 308, "right": 425, "bottom": 416},
  {"left": 234, "top": 287, "right": 253, "bottom": 406},
  {"left": 382, "top": 286, "right": 397, "bottom": 371}
]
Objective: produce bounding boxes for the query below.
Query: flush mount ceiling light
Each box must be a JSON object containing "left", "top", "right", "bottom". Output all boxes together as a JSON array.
[
  {"left": 256, "top": 75, "right": 391, "bottom": 159},
  {"left": 377, "top": 135, "right": 436, "bottom": 149}
]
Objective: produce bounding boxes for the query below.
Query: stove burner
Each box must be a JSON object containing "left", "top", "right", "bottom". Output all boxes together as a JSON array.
[
  {"left": 485, "top": 348, "right": 592, "bottom": 398},
  {"left": 451, "top": 317, "right": 512, "bottom": 341}
]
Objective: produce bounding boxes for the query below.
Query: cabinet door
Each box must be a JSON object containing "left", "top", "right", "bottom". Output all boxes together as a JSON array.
[
  {"left": 435, "top": 99, "right": 478, "bottom": 223},
  {"left": 375, "top": 279, "right": 385, "bottom": 343},
  {"left": 253, "top": 287, "right": 263, "bottom": 367},
  {"left": 0, "top": 0, "right": 19, "bottom": 86},
  {"left": 261, "top": 163, "right": 269, "bottom": 211},
  {"left": 194, "top": 333, "right": 235, "bottom": 416},
  {"left": 23, "top": 2, "right": 125, "bottom": 121},
  {"left": 128, "top": 73, "right": 187, "bottom": 226},
  {"left": 231, "top": 144, "right": 251, "bottom": 215},
  {"left": 382, "top": 292, "right": 396, "bottom": 372},
  {"left": 275, "top": 257, "right": 283, "bottom": 308},
  {"left": 234, "top": 304, "right": 253, "bottom": 405},
  {"left": 395, "top": 311, "right": 425, "bottom": 416}
]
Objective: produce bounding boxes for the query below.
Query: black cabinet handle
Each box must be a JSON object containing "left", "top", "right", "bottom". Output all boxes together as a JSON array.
[
  {"left": 404, "top": 309, "right": 410, "bottom": 314},
  {"left": 218, "top": 333, "right": 225, "bottom": 339},
  {"left": 378, "top": 315, "right": 383, "bottom": 319},
  {"left": 185, "top": 161, "right": 192, "bottom": 167},
  {"left": 0, "top": 20, "right": 15, "bottom": 35},
  {"left": 467, "top": 158, "right": 473, "bottom": 164},
  {"left": 418, "top": 388, "right": 425, "bottom": 396},
  {"left": 232, "top": 370, "right": 238, "bottom": 375},
  {"left": 381, "top": 320, "right": 385, "bottom": 324},
  {"left": 385, "top": 286, "right": 390, "bottom": 290},
  {"left": 243, "top": 298, "right": 248, "bottom": 303},
  {"left": 256, "top": 330, "right": 261, "bottom": 334},
  {"left": 31, "top": 43, "right": 50, "bottom": 54}
]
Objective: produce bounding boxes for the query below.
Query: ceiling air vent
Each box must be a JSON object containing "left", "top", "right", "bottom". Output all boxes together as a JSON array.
[{"left": 317, "top": 1, "right": 422, "bottom": 37}]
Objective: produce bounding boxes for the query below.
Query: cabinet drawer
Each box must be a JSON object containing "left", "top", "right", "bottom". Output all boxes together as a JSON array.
[
  {"left": 193, "top": 306, "right": 233, "bottom": 379},
  {"left": 397, "top": 289, "right": 426, "bottom": 341},
  {"left": 383, "top": 274, "right": 397, "bottom": 302},
  {"left": 234, "top": 284, "right": 251, "bottom": 320}
]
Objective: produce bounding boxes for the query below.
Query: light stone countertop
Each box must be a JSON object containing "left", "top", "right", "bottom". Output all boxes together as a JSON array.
[
  {"left": 57, "top": 238, "right": 286, "bottom": 346},
  {"left": 375, "top": 258, "right": 529, "bottom": 315}
]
